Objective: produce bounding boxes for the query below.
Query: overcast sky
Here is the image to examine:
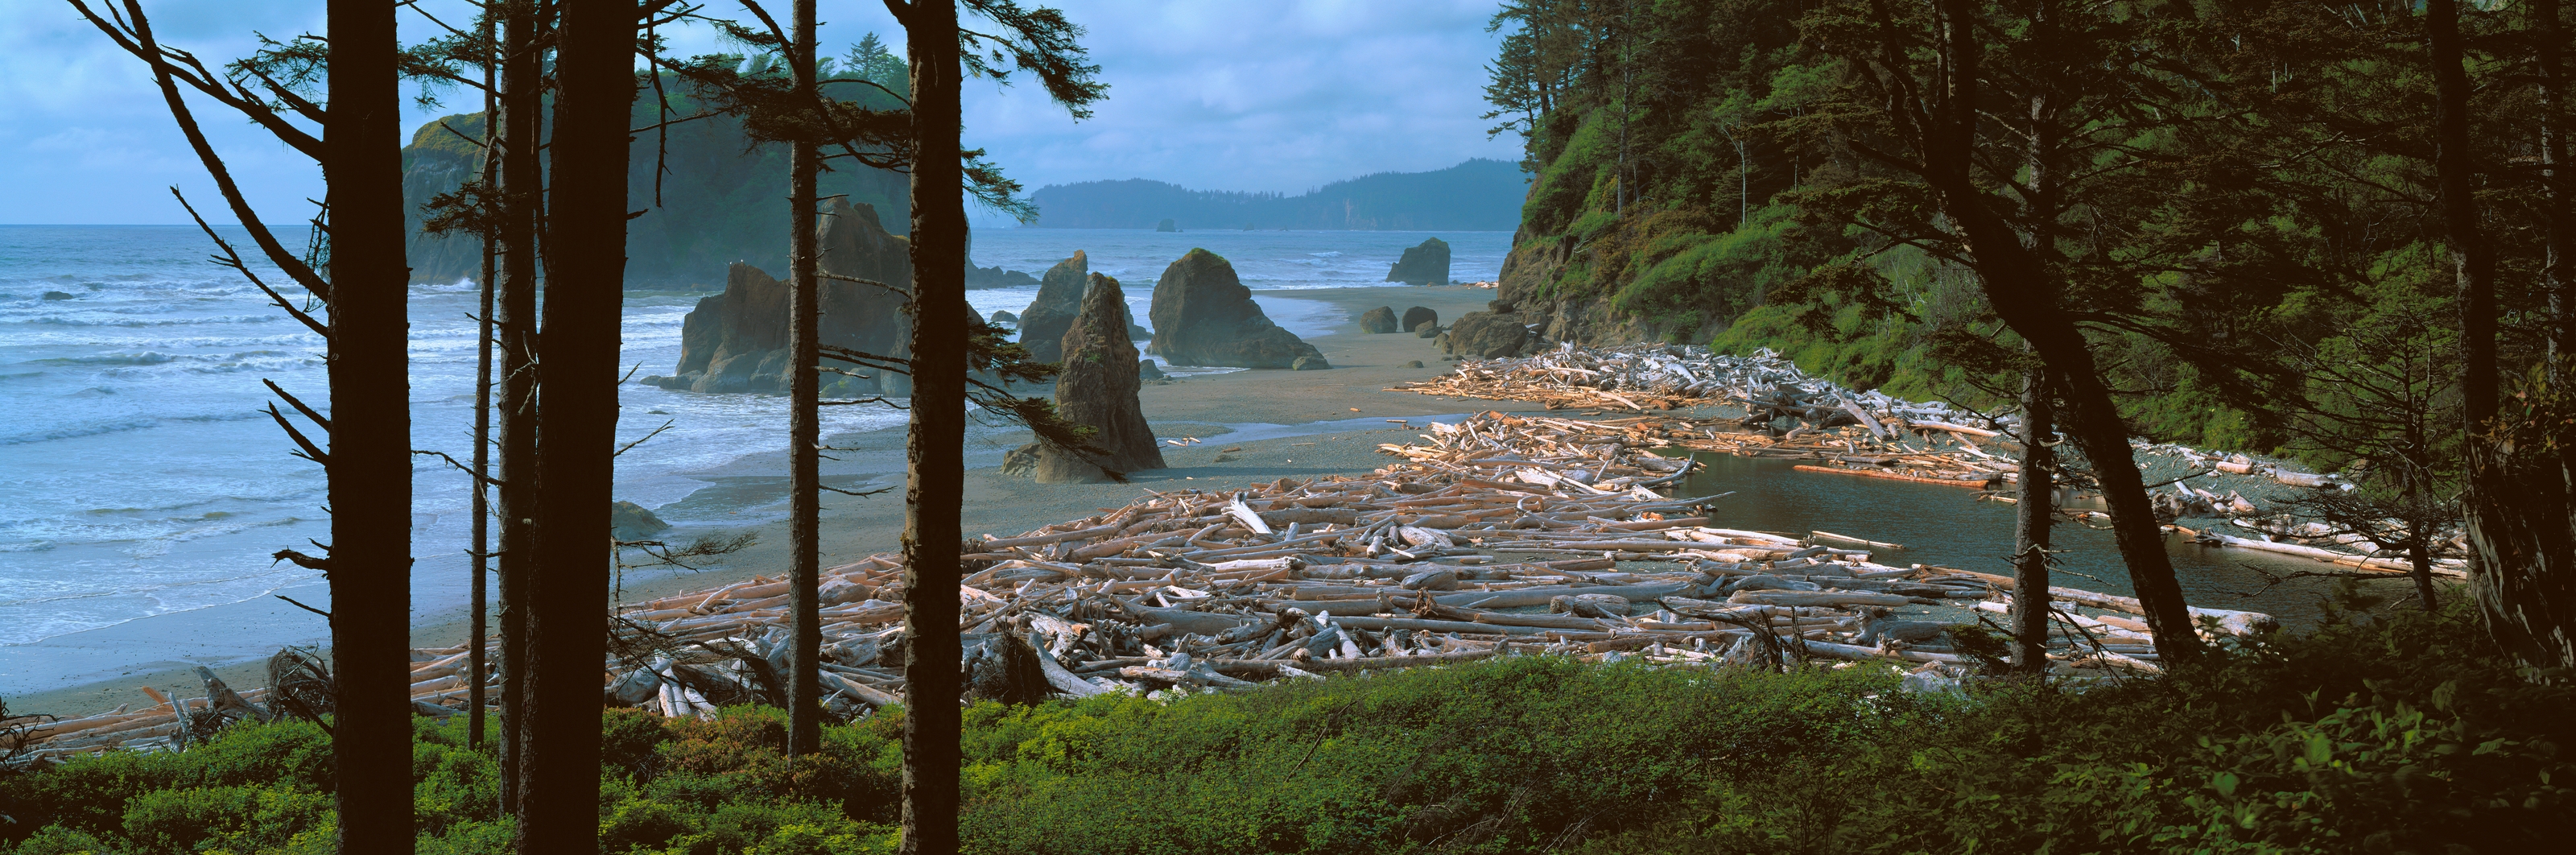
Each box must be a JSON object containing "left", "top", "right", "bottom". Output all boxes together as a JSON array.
[{"left": 0, "top": 1, "right": 1522, "bottom": 225}]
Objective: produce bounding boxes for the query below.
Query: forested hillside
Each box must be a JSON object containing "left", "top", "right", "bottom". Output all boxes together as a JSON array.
[
  {"left": 1027, "top": 158, "right": 1525, "bottom": 230},
  {"left": 402, "top": 48, "right": 912, "bottom": 287},
  {"left": 1486, "top": 0, "right": 2568, "bottom": 467}
]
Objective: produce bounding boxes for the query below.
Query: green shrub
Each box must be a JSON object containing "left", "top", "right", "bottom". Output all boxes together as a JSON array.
[
  {"left": 6, "top": 593, "right": 2568, "bottom": 854},
  {"left": 119, "top": 784, "right": 332, "bottom": 855}
]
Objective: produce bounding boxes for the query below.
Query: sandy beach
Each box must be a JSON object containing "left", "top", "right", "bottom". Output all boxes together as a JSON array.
[{"left": 7, "top": 283, "right": 1604, "bottom": 715}]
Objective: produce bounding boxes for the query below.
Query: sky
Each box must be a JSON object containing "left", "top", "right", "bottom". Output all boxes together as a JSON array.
[{"left": 0, "top": 1, "right": 1524, "bottom": 225}]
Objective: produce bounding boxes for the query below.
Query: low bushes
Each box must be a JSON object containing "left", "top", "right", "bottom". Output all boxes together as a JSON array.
[{"left": 3, "top": 589, "right": 2566, "bottom": 854}]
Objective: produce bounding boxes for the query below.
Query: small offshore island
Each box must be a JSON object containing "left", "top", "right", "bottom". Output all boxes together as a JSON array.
[{"left": 3, "top": 1, "right": 2572, "bottom": 853}]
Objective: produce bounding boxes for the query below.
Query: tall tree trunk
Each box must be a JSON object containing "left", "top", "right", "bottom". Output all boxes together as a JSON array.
[
  {"left": 2539, "top": 0, "right": 2572, "bottom": 365},
  {"left": 2430, "top": 0, "right": 2497, "bottom": 425},
  {"left": 324, "top": 0, "right": 414, "bottom": 849},
  {"left": 2011, "top": 364, "right": 2055, "bottom": 674},
  {"left": 786, "top": 0, "right": 824, "bottom": 757},
  {"left": 492, "top": 0, "right": 544, "bottom": 812},
  {"left": 900, "top": 2, "right": 966, "bottom": 851},
  {"left": 1926, "top": 0, "right": 2202, "bottom": 660},
  {"left": 470, "top": 13, "right": 498, "bottom": 750},
  {"left": 518, "top": 0, "right": 633, "bottom": 849}
]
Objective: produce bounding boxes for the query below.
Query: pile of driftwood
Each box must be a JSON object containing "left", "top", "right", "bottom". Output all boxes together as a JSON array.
[
  {"left": 7, "top": 413, "right": 2285, "bottom": 760},
  {"left": 580, "top": 411, "right": 2264, "bottom": 718},
  {"left": 1393, "top": 345, "right": 2480, "bottom": 576}
]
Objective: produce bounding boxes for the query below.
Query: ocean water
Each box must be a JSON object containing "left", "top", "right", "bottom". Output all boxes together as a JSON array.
[{"left": 0, "top": 225, "right": 1509, "bottom": 682}]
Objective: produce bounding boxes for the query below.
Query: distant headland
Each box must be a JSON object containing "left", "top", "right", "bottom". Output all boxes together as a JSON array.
[{"left": 1026, "top": 159, "right": 1525, "bottom": 232}]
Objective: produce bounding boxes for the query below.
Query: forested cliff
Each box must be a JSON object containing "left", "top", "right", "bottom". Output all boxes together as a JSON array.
[
  {"left": 401, "top": 56, "right": 910, "bottom": 287},
  {"left": 1486, "top": 0, "right": 2569, "bottom": 466},
  {"left": 1028, "top": 159, "right": 1525, "bottom": 230}
]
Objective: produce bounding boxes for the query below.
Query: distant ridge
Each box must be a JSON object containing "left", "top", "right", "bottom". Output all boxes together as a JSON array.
[{"left": 1029, "top": 159, "right": 1525, "bottom": 231}]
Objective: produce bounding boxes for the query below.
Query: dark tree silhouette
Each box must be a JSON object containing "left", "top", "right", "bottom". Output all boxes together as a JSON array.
[
  {"left": 896, "top": 2, "right": 968, "bottom": 846},
  {"left": 1799, "top": 0, "right": 2203, "bottom": 659},
  {"left": 69, "top": 1, "right": 415, "bottom": 849},
  {"left": 2010, "top": 364, "right": 2056, "bottom": 674},
  {"left": 786, "top": 0, "right": 826, "bottom": 758},
  {"left": 489, "top": 0, "right": 546, "bottom": 810},
  {"left": 516, "top": 0, "right": 636, "bottom": 850},
  {"left": 322, "top": 0, "right": 417, "bottom": 849}
]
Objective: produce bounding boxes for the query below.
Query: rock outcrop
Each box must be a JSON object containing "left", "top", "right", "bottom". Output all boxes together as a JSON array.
[
  {"left": 990, "top": 309, "right": 1018, "bottom": 323},
  {"left": 1440, "top": 301, "right": 1541, "bottom": 358},
  {"left": 610, "top": 501, "right": 670, "bottom": 541},
  {"left": 1016, "top": 251, "right": 1088, "bottom": 364},
  {"left": 1401, "top": 306, "right": 1439, "bottom": 332},
  {"left": 1145, "top": 249, "right": 1327, "bottom": 369},
  {"left": 1035, "top": 274, "right": 1166, "bottom": 483},
  {"left": 1385, "top": 237, "right": 1451, "bottom": 285},
  {"left": 1358, "top": 306, "right": 1401, "bottom": 333},
  {"left": 645, "top": 200, "right": 917, "bottom": 394},
  {"left": 1155, "top": 218, "right": 1179, "bottom": 232}
]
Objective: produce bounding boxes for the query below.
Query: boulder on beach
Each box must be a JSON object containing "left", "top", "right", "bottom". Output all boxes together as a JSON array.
[
  {"left": 1358, "top": 306, "right": 1401, "bottom": 333},
  {"left": 1292, "top": 355, "right": 1331, "bottom": 370},
  {"left": 1036, "top": 273, "right": 1166, "bottom": 483},
  {"left": 1145, "top": 249, "right": 1327, "bottom": 369},
  {"left": 1016, "top": 250, "right": 1088, "bottom": 364},
  {"left": 1385, "top": 238, "right": 1451, "bottom": 286},
  {"left": 1402, "top": 306, "right": 1438, "bottom": 331},
  {"left": 1138, "top": 360, "right": 1166, "bottom": 379},
  {"left": 659, "top": 200, "right": 919, "bottom": 395},
  {"left": 610, "top": 501, "right": 670, "bottom": 541},
  {"left": 1442, "top": 306, "right": 1540, "bottom": 359}
]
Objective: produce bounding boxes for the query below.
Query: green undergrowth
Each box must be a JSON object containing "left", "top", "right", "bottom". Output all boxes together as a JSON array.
[{"left": 4, "top": 590, "right": 2568, "bottom": 854}]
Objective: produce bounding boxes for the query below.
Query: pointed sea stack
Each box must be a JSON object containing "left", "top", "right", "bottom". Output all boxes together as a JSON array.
[
  {"left": 1037, "top": 274, "right": 1166, "bottom": 483},
  {"left": 1385, "top": 237, "right": 1451, "bottom": 285},
  {"left": 1145, "top": 249, "right": 1326, "bottom": 369},
  {"left": 814, "top": 200, "right": 916, "bottom": 395},
  {"left": 1016, "top": 250, "right": 1088, "bottom": 364}
]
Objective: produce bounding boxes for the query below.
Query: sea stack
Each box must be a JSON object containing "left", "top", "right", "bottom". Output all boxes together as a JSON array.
[
  {"left": 1016, "top": 250, "right": 1088, "bottom": 364},
  {"left": 1146, "top": 249, "right": 1327, "bottom": 369},
  {"left": 650, "top": 200, "right": 917, "bottom": 394},
  {"left": 1385, "top": 237, "right": 1451, "bottom": 285},
  {"left": 1036, "top": 273, "right": 1166, "bottom": 483}
]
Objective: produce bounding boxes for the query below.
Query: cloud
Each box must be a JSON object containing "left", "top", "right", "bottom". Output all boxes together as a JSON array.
[{"left": 0, "top": 1, "right": 1521, "bottom": 225}]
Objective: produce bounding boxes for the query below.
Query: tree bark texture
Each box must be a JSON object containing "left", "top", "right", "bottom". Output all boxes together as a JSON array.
[
  {"left": 1926, "top": 0, "right": 2200, "bottom": 660},
  {"left": 2429, "top": 0, "right": 2496, "bottom": 425},
  {"left": 518, "top": 0, "right": 633, "bottom": 850},
  {"left": 324, "top": 0, "right": 414, "bottom": 849},
  {"left": 900, "top": 2, "right": 965, "bottom": 852},
  {"left": 492, "top": 0, "right": 544, "bottom": 812},
  {"left": 2542, "top": 0, "right": 2573, "bottom": 365},
  {"left": 2011, "top": 365, "right": 2055, "bottom": 675},
  {"left": 470, "top": 14, "right": 497, "bottom": 749},
  {"left": 786, "top": 0, "right": 825, "bottom": 758}
]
